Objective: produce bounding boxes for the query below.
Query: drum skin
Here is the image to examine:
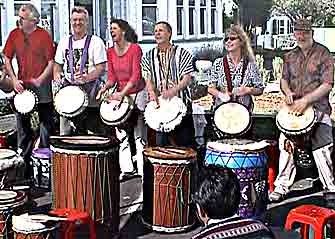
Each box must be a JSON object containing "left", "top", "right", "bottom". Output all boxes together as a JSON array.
[
  {"left": 50, "top": 136, "right": 120, "bottom": 233},
  {"left": 143, "top": 147, "right": 197, "bottom": 233},
  {"left": 205, "top": 142, "right": 268, "bottom": 218}
]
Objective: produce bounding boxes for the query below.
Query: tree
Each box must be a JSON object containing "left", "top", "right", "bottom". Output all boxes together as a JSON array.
[{"left": 272, "top": 0, "right": 335, "bottom": 26}]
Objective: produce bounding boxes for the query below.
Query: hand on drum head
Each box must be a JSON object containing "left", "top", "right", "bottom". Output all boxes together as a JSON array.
[
  {"left": 14, "top": 80, "right": 24, "bottom": 93},
  {"left": 289, "top": 98, "right": 309, "bottom": 115},
  {"left": 284, "top": 91, "right": 296, "bottom": 105},
  {"left": 108, "top": 92, "right": 124, "bottom": 102},
  {"left": 162, "top": 87, "right": 178, "bottom": 100},
  {"left": 148, "top": 90, "right": 160, "bottom": 108},
  {"left": 232, "top": 86, "right": 251, "bottom": 97}
]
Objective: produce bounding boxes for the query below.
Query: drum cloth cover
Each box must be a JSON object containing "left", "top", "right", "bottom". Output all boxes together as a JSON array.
[
  {"left": 99, "top": 96, "right": 133, "bottom": 126},
  {"left": 144, "top": 96, "right": 187, "bottom": 132},
  {"left": 13, "top": 90, "right": 37, "bottom": 114},
  {"left": 205, "top": 139, "right": 268, "bottom": 218},
  {"left": 142, "top": 147, "right": 197, "bottom": 233},
  {"left": 214, "top": 102, "right": 251, "bottom": 135},
  {"left": 54, "top": 85, "right": 88, "bottom": 117},
  {"left": 50, "top": 135, "right": 120, "bottom": 234}
]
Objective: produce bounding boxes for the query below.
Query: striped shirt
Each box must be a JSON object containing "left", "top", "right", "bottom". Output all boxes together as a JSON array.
[{"left": 141, "top": 45, "right": 194, "bottom": 105}]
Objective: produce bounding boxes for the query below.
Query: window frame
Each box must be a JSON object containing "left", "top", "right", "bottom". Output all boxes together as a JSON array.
[{"left": 142, "top": 0, "right": 157, "bottom": 39}]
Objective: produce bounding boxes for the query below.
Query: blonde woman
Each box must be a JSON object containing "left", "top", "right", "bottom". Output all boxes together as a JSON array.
[{"left": 209, "top": 25, "right": 264, "bottom": 111}]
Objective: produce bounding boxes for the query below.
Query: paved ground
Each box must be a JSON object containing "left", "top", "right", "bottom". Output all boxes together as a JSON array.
[{"left": 29, "top": 175, "right": 332, "bottom": 238}]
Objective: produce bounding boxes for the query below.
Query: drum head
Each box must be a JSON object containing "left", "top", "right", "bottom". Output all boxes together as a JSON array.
[
  {"left": 276, "top": 105, "right": 317, "bottom": 135},
  {"left": 100, "top": 96, "right": 132, "bottom": 125},
  {"left": 14, "top": 90, "right": 36, "bottom": 114},
  {"left": 213, "top": 102, "right": 251, "bottom": 135},
  {"left": 0, "top": 148, "right": 16, "bottom": 160},
  {"left": 0, "top": 190, "right": 17, "bottom": 201},
  {"left": 0, "top": 190, "right": 26, "bottom": 209},
  {"left": 12, "top": 214, "right": 47, "bottom": 233},
  {"left": 32, "top": 148, "right": 52, "bottom": 159},
  {"left": 144, "top": 96, "right": 187, "bottom": 132},
  {"left": 50, "top": 135, "right": 118, "bottom": 151},
  {"left": 207, "top": 139, "right": 269, "bottom": 152},
  {"left": 143, "top": 147, "right": 196, "bottom": 160},
  {"left": 54, "top": 86, "right": 87, "bottom": 117}
]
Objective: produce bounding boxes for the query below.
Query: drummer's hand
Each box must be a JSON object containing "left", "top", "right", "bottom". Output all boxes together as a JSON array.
[
  {"left": 234, "top": 86, "right": 251, "bottom": 96},
  {"left": 28, "top": 77, "right": 42, "bottom": 87},
  {"left": 14, "top": 80, "right": 24, "bottom": 93},
  {"left": 96, "top": 87, "right": 107, "bottom": 101},
  {"left": 74, "top": 72, "right": 87, "bottom": 83},
  {"left": 290, "top": 98, "right": 308, "bottom": 115},
  {"left": 285, "top": 91, "right": 296, "bottom": 105},
  {"left": 162, "top": 87, "right": 178, "bottom": 100},
  {"left": 108, "top": 92, "right": 123, "bottom": 102},
  {"left": 148, "top": 90, "right": 160, "bottom": 107}
]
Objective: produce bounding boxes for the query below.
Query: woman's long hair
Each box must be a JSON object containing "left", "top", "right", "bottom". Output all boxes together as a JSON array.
[
  {"left": 111, "top": 19, "right": 138, "bottom": 43},
  {"left": 226, "top": 25, "right": 255, "bottom": 62}
]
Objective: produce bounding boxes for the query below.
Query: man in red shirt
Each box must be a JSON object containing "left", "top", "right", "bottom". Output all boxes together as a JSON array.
[{"left": 3, "top": 3, "right": 54, "bottom": 179}]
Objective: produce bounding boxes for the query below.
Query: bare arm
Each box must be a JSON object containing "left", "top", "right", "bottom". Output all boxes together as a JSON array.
[
  {"left": 303, "top": 82, "right": 332, "bottom": 104},
  {"left": 82, "top": 63, "right": 106, "bottom": 82},
  {"left": 53, "top": 62, "right": 63, "bottom": 82},
  {"left": 4, "top": 55, "right": 17, "bottom": 83}
]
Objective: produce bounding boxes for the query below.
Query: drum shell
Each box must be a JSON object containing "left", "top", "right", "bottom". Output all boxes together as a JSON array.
[
  {"left": 13, "top": 229, "right": 55, "bottom": 239},
  {"left": 31, "top": 149, "right": 51, "bottom": 190},
  {"left": 205, "top": 146, "right": 268, "bottom": 218},
  {"left": 50, "top": 137, "right": 120, "bottom": 233},
  {"left": 142, "top": 147, "right": 197, "bottom": 233}
]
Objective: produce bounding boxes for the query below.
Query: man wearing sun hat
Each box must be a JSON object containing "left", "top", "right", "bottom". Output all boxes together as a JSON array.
[{"left": 269, "top": 17, "right": 335, "bottom": 202}]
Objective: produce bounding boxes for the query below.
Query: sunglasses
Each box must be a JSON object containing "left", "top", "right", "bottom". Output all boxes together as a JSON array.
[{"left": 224, "top": 36, "right": 239, "bottom": 42}]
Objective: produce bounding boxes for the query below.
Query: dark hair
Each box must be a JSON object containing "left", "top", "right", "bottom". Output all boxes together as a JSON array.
[
  {"left": 111, "top": 18, "right": 138, "bottom": 43},
  {"left": 193, "top": 165, "right": 241, "bottom": 219},
  {"left": 155, "top": 21, "right": 172, "bottom": 40}
]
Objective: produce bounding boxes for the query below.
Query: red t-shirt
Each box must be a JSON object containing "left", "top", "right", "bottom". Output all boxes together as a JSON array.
[
  {"left": 107, "top": 43, "right": 144, "bottom": 94},
  {"left": 3, "top": 27, "right": 54, "bottom": 83}
]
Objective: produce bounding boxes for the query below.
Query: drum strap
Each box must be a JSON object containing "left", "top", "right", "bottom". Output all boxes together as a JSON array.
[
  {"left": 68, "top": 35, "right": 92, "bottom": 82},
  {"left": 223, "top": 56, "right": 248, "bottom": 96}
]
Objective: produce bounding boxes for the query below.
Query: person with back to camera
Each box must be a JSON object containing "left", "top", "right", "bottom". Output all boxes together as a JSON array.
[{"left": 192, "top": 165, "right": 275, "bottom": 239}]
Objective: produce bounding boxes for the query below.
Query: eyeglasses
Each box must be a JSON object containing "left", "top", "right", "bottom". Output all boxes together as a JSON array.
[{"left": 224, "top": 37, "right": 240, "bottom": 42}]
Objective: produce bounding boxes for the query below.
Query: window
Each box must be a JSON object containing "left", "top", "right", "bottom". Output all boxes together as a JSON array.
[
  {"left": 189, "top": 0, "right": 195, "bottom": 35},
  {"left": 279, "top": 19, "right": 285, "bottom": 34},
  {"left": 142, "top": 0, "right": 157, "bottom": 36},
  {"left": 272, "top": 19, "right": 277, "bottom": 35},
  {"left": 200, "top": 0, "right": 206, "bottom": 34},
  {"left": 211, "top": 0, "right": 216, "bottom": 34},
  {"left": 0, "top": 2, "right": 2, "bottom": 46},
  {"left": 288, "top": 20, "right": 293, "bottom": 34},
  {"left": 177, "top": 0, "right": 184, "bottom": 36},
  {"left": 41, "top": 1, "right": 56, "bottom": 40}
]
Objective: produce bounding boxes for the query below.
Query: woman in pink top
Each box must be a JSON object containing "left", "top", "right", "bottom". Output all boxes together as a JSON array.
[{"left": 97, "top": 19, "right": 146, "bottom": 179}]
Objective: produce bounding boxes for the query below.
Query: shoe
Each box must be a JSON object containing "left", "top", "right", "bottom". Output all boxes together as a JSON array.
[{"left": 268, "top": 191, "right": 285, "bottom": 202}]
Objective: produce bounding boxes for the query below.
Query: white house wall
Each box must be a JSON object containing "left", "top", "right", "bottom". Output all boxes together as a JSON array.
[{"left": 1, "top": 0, "right": 225, "bottom": 55}]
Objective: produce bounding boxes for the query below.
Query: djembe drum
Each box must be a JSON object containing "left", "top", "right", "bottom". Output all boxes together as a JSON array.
[
  {"left": 13, "top": 90, "right": 37, "bottom": 115},
  {"left": 276, "top": 105, "right": 318, "bottom": 177},
  {"left": 99, "top": 96, "right": 134, "bottom": 126},
  {"left": 205, "top": 101, "right": 269, "bottom": 218},
  {"left": 0, "top": 190, "right": 27, "bottom": 238},
  {"left": 144, "top": 96, "right": 187, "bottom": 133},
  {"left": 205, "top": 139, "right": 268, "bottom": 218},
  {"left": 50, "top": 135, "right": 120, "bottom": 233},
  {"left": 54, "top": 85, "right": 88, "bottom": 118},
  {"left": 0, "top": 114, "right": 16, "bottom": 148},
  {"left": 12, "top": 213, "right": 57, "bottom": 239},
  {"left": 0, "top": 149, "right": 24, "bottom": 187},
  {"left": 142, "top": 147, "right": 197, "bottom": 233},
  {"left": 31, "top": 148, "right": 52, "bottom": 190}
]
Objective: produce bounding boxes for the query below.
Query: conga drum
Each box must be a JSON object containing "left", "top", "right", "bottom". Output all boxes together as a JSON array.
[
  {"left": 142, "top": 147, "right": 197, "bottom": 233},
  {"left": 50, "top": 136, "right": 120, "bottom": 233},
  {"left": 205, "top": 139, "right": 268, "bottom": 218},
  {"left": 0, "top": 190, "right": 27, "bottom": 238},
  {"left": 31, "top": 148, "right": 52, "bottom": 190}
]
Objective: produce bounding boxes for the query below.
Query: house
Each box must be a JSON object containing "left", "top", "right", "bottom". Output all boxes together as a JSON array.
[{"left": 0, "top": 0, "right": 229, "bottom": 54}]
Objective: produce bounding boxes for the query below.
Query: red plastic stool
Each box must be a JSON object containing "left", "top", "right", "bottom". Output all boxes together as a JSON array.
[
  {"left": 266, "top": 140, "right": 279, "bottom": 192},
  {"left": 285, "top": 204, "right": 335, "bottom": 239},
  {"left": 49, "top": 208, "right": 96, "bottom": 239}
]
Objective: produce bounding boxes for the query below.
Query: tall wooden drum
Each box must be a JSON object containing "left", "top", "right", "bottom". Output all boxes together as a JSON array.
[
  {"left": 50, "top": 136, "right": 120, "bottom": 233},
  {"left": 142, "top": 147, "right": 197, "bottom": 233}
]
